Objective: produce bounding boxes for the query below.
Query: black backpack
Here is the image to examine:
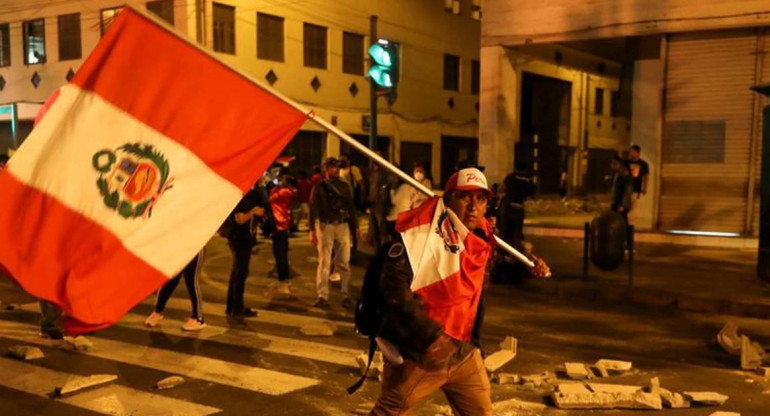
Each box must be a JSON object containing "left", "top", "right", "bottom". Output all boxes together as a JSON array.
[{"left": 347, "top": 243, "right": 391, "bottom": 394}]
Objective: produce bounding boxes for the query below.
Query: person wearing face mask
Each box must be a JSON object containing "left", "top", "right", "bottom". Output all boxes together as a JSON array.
[{"left": 388, "top": 163, "right": 433, "bottom": 222}]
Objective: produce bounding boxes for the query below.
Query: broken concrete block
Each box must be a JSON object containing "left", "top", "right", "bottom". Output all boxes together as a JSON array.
[
  {"left": 55, "top": 374, "right": 117, "bottom": 398},
  {"left": 352, "top": 404, "right": 373, "bottom": 415},
  {"left": 594, "top": 359, "right": 632, "bottom": 373},
  {"left": 708, "top": 412, "right": 740, "bottom": 416},
  {"left": 491, "top": 398, "right": 546, "bottom": 413},
  {"left": 552, "top": 383, "right": 662, "bottom": 410},
  {"left": 356, "top": 351, "right": 384, "bottom": 379},
  {"left": 7, "top": 345, "right": 44, "bottom": 360},
  {"left": 498, "top": 336, "right": 517, "bottom": 352},
  {"left": 156, "top": 376, "right": 185, "bottom": 390},
  {"left": 740, "top": 336, "right": 763, "bottom": 370},
  {"left": 683, "top": 392, "right": 729, "bottom": 406},
  {"left": 484, "top": 349, "right": 516, "bottom": 373},
  {"left": 299, "top": 322, "right": 336, "bottom": 337},
  {"left": 63, "top": 336, "right": 93, "bottom": 352},
  {"left": 647, "top": 377, "right": 661, "bottom": 396},
  {"left": 520, "top": 374, "right": 547, "bottom": 387},
  {"left": 494, "top": 373, "right": 521, "bottom": 385},
  {"left": 592, "top": 363, "right": 610, "bottom": 378},
  {"left": 757, "top": 367, "right": 770, "bottom": 377},
  {"left": 565, "top": 362, "right": 591, "bottom": 380},
  {"left": 660, "top": 388, "right": 690, "bottom": 409},
  {"left": 519, "top": 382, "right": 536, "bottom": 391},
  {"left": 716, "top": 322, "right": 742, "bottom": 356}
]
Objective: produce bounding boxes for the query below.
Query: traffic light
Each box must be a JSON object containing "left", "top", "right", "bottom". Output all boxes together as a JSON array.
[{"left": 368, "top": 40, "right": 399, "bottom": 102}]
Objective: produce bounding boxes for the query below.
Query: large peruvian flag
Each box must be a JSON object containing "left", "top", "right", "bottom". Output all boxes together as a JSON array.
[
  {"left": 395, "top": 197, "right": 493, "bottom": 342},
  {"left": 0, "top": 8, "right": 307, "bottom": 334}
]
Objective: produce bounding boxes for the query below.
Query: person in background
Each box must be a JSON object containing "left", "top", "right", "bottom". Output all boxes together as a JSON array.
[
  {"left": 628, "top": 145, "right": 649, "bottom": 224},
  {"left": 309, "top": 157, "right": 359, "bottom": 308},
  {"left": 269, "top": 170, "right": 296, "bottom": 295},
  {"left": 498, "top": 163, "right": 534, "bottom": 250},
  {"left": 610, "top": 155, "right": 633, "bottom": 224},
  {"left": 339, "top": 152, "right": 365, "bottom": 211},
  {"left": 225, "top": 192, "right": 266, "bottom": 317},
  {"left": 145, "top": 250, "right": 207, "bottom": 331},
  {"left": 310, "top": 165, "right": 323, "bottom": 188},
  {"left": 297, "top": 171, "right": 313, "bottom": 230},
  {"left": 559, "top": 169, "right": 568, "bottom": 200},
  {"left": 388, "top": 162, "right": 432, "bottom": 222}
]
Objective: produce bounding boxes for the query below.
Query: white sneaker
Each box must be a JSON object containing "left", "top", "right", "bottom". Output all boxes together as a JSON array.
[
  {"left": 144, "top": 312, "right": 164, "bottom": 328},
  {"left": 275, "top": 281, "right": 292, "bottom": 296},
  {"left": 181, "top": 317, "right": 206, "bottom": 331},
  {"left": 329, "top": 272, "right": 341, "bottom": 282}
]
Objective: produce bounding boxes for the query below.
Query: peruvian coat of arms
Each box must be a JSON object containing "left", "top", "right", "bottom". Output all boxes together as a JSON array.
[
  {"left": 435, "top": 210, "right": 461, "bottom": 254},
  {"left": 91, "top": 143, "right": 173, "bottom": 219}
]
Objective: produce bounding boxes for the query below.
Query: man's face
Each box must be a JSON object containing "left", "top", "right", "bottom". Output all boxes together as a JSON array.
[
  {"left": 611, "top": 160, "right": 620, "bottom": 172},
  {"left": 629, "top": 148, "right": 640, "bottom": 160},
  {"left": 447, "top": 190, "right": 488, "bottom": 231},
  {"left": 326, "top": 164, "right": 340, "bottom": 178}
]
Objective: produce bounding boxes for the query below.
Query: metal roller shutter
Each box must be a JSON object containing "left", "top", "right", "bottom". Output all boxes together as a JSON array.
[
  {"left": 751, "top": 30, "right": 770, "bottom": 236},
  {"left": 660, "top": 30, "right": 759, "bottom": 234}
]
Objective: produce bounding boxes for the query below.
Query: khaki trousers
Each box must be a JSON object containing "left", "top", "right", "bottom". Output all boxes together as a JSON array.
[{"left": 370, "top": 349, "right": 492, "bottom": 416}]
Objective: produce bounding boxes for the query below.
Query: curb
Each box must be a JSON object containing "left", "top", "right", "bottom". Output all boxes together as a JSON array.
[{"left": 519, "top": 280, "right": 770, "bottom": 320}]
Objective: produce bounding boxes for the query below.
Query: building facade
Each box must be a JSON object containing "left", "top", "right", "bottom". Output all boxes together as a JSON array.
[
  {"left": 0, "top": 0, "right": 482, "bottom": 187},
  {"left": 481, "top": 0, "right": 770, "bottom": 235}
]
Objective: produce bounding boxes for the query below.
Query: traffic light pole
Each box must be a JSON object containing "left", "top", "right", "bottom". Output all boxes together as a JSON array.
[{"left": 369, "top": 15, "right": 378, "bottom": 150}]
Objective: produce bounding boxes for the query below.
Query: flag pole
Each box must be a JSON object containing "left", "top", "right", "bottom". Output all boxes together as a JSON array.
[{"left": 126, "top": 6, "right": 534, "bottom": 268}]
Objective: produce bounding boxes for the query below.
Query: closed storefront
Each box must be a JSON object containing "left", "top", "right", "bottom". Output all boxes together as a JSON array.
[{"left": 660, "top": 29, "right": 766, "bottom": 234}]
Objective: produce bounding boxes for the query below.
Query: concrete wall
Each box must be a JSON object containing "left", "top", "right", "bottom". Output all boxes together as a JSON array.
[
  {"left": 482, "top": 0, "right": 770, "bottom": 45},
  {"left": 0, "top": 0, "right": 482, "bottom": 183}
]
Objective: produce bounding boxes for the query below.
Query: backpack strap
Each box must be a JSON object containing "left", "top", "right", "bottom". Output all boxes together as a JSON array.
[{"left": 346, "top": 337, "right": 377, "bottom": 394}]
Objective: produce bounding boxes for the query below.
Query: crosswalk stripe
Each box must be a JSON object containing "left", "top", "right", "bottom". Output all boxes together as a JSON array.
[
  {"left": 0, "top": 320, "right": 319, "bottom": 395},
  {"left": 120, "top": 313, "right": 362, "bottom": 368},
  {"left": 149, "top": 297, "right": 355, "bottom": 330},
  {"left": 0, "top": 356, "right": 221, "bottom": 416}
]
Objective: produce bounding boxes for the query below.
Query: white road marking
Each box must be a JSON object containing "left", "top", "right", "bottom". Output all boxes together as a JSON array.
[
  {"left": 0, "top": 320, "right": 319, "bottom": 395},
  {"left": 0, "top": 356, "right": 221, "bottom": 416},
  {"left": 119, "top": 313, "right": 361, "bottom": 368}
]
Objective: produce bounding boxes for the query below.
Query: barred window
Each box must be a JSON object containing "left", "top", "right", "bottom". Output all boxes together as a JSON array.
[
  {"left": 257, "top": 13, "right": 284, "bottom": 62},
  {"left": 23, "top": 19, "right": 46, "bottom": 65},
  {"left": 58, "top": 13, "right": 81, "bottom": 61},
  {"left": 147, "top": 0, "right": 175, "bottom": 26},
  {"left": 213, "top": 3, "right": 235, "bottom": 54},
  {"left": 303, "top": 23, "right": 327, "bottom": 69}
]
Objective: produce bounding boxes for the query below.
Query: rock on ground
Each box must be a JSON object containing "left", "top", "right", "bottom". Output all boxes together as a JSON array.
[
  {"left": 356, "top": 352, "right": 384, "bottom": 379},
  {"left": 660, "top": 388, "right": 690, "bottom": 409},
  {"left": 708, "top": 412, "right": 740, "bottom": 416},
  {"left": 7, "top": 345, "right": 44, "bottom": 360},
  {"left": 552, "top": 383, "right": 662, "bottom": 410},
  {"left": 683, "top": 392, "right": 729, "bottom": 406},
  {"left": 55, "top": 374, "right": 117, "bottom": 398},
  {"left": 594, "top": 359, "right": 632, "bottom": 373},
  {"left": 63, "top": 336, "right": 93, "bottom": 352},
  {"left": 156, "top": 376, "right": 185, "bottom": 390},
  {"left": 494, "top": 373, "right": 521, "bottom": 385},
  {"left": 299, "top": 322, "right": 337, "bottom": 337},
  {"left": 564, "top": 362, "right": 591, "bottom": 380},
  {"left": 499, "top": 336, "right": 517, "bottom": 352},
  {"left": 740, "top": 336, "right": 764, "bottom": 370},
  {"left": 484, "top": 350, "right": 516, "bottom": 373},
  {"left": 716, "top": 322, "right": 742, "bottom": 356},
  {"left": 592, "top": 363, "right": 609, "bottom": 378}
]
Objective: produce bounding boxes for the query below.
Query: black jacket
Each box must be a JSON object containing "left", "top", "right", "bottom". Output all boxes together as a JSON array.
[{"left": 309, "top": 177, "right": 358, "bottom": 229}]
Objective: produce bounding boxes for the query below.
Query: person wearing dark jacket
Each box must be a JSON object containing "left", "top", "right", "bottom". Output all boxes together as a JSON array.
[
  {"left": 370, "top": 167, "right": 494, "bottom": 416},
  {"left": 309, "top": 157, "right": 359, "bottom": 308},
  {"left": 225, "top": 190, "right": 265, "bottom": 317},
  {"left": 498, "top": 163, "right": 534, "bottom": 249},
  {"left": 610, "top": 156, "right": 633, "bottom": 223}
]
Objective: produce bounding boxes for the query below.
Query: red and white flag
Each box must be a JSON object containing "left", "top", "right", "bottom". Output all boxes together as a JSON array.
[
  {"left": 0, "top": 8, "right": 307, "bottom": 334},
  {"left": 396, "top": 197, "right": 493, "bottom": 341}
]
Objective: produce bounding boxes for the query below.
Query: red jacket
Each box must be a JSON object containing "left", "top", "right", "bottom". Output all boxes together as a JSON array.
[{"left": 269, "top": 186, "right": 295, "bottom": 231}]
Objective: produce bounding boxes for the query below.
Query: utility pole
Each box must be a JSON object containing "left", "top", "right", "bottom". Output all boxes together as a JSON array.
[{"left": 369, "top": 15, "right": 378, "bottom": 150}]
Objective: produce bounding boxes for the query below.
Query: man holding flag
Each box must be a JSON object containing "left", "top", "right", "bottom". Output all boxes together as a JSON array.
[{"left": 370, "top": 167, "right": 495, "bottom": 416}]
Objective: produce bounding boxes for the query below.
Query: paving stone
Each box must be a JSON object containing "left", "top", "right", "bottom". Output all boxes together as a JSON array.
[
  {"left": 299, "top": 322, "right": 336, "bottom": 337},
  {"left": 708, "top": 412, "right": 740, "bottom": 416},
  {"left": 156, "top": 376, "right": 185, "bottom": 390},
  {"left": 683, "top": 392, "right": 729, "bottom": 406},
  {"left": 716, "top": 322, "right": 742, "bottom": 356},
  {"left": 594, "top": 359, "right": 632, "bottom": 373},
  {"left": 499, "top": 336, "right": 517, "bottom": 352},
  {"left": 6, "top": 345, "right": 44, "bottom": 360},
  {"left": 494, "top": 373, "right": 521, "bottom": 385},
  {"left": 484, "top": 350, "right": 516, "bottom": 373},
  {"left": 592, "top": 363, "right": 610, "bottom": 378},
  {"left": 565, "top": 362, "right": 590, "bottom": 380},
  {"left": 519, "top": 382, "right": 536, "bottom": 391},
  {"left": 659, "top": 387, "right": 690, "bottom": 409},
  {"left": 63, "top": 336, "right": 93, "bottom": 352},
  {"left": 647, "top": 377, "right": 660, "bottom": 396},
  {"left": 740, "top": 336, "right": 763, "bottom": 370},
  {"left": 552, "top": 382, "right": 661, "bottom": 410},
  {"left": 55, "top": 374, "right": 117, "bottom": 398}
]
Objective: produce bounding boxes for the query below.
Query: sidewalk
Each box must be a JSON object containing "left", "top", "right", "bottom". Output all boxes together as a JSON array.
[{"left": 519, "top": 234, "right": 770, "bottom": 319}]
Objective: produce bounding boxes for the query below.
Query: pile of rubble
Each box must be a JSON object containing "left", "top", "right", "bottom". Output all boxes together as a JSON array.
[{"left": 716, "top": 322, "right": 770, "bottom": 374}]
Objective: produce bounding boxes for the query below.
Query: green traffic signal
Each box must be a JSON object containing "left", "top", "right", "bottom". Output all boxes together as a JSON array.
[
  {"left": 368, "top": 44, "right": 393, "bottom": 67},
  {"left": 368, "top": 41, "right": 398, "bottom": 89},
  {"left": 368, "top": 66, "right": 393, "bottom": 88}
]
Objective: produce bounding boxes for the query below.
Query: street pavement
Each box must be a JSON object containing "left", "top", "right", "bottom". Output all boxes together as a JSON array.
[{"left": 0, "top": 233, "right": 769, "bottom": 415}]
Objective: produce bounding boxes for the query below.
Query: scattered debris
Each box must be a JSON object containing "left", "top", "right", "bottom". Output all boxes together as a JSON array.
[
  {"left": 356, "top": 351, "right": 384, "bottom": 379},
  {"left": 520, "top": 372, "right": 553, "bottom": 388},
  {"left": 646, "top": 377, "right": 661, "bottom": 396},
  {"left": 299, "top": 322, "right": 337, "bottom": 337},
  {"left": 6, "top": 345, "right": 44, "bottom": 360},
  {"left": 55, "top": 374, "right": 117, "bottom": 398},
  {"left": 520, "top": 382, "right": 536, "bottom": 392},
  {"left": 708, "top": 412, "right": 740, "bottom": 416},
  {"left": 740, "top": 335, "right": 764, "bottom": 370},
  {"left": 156, "top": 376, "right": 185, "bottom": 390},
  {"left": 659, "top": 388, "right": 690, "bottom": 409},
  {"left": 63, "top": 336, "right": 93, "bottom": 352},
  {"left": 594, "top": 359, "right": 632, "bottom": 373},
  {"left": 352, "top": 403, "right": 373, "bottom": 415},
  {"left": 716, "top": 322, "right": 742, "bottom": 356},
  {"left": 484, "top": 336, "right": 517, "bottom": 373},
  {"left": 757, "top": 367, "right": 770, "bottom": 377},
  {"left": 564, "top": 362, "right": 591, "bottom": 380},
  {"left": 592, "top": 362, "right": 610, "bottom": 378},
  {"left": 552, "top": 383, "right": 662, "bottom": 410},
  {"left": 683, "top": 392, "right": 729, "bottom": 406},
  {"left": 493, "top": 373, "right": 521, "bottom": 385},
  {"left": 492, "top": 397, "right": 547, "bottom": 414}
]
